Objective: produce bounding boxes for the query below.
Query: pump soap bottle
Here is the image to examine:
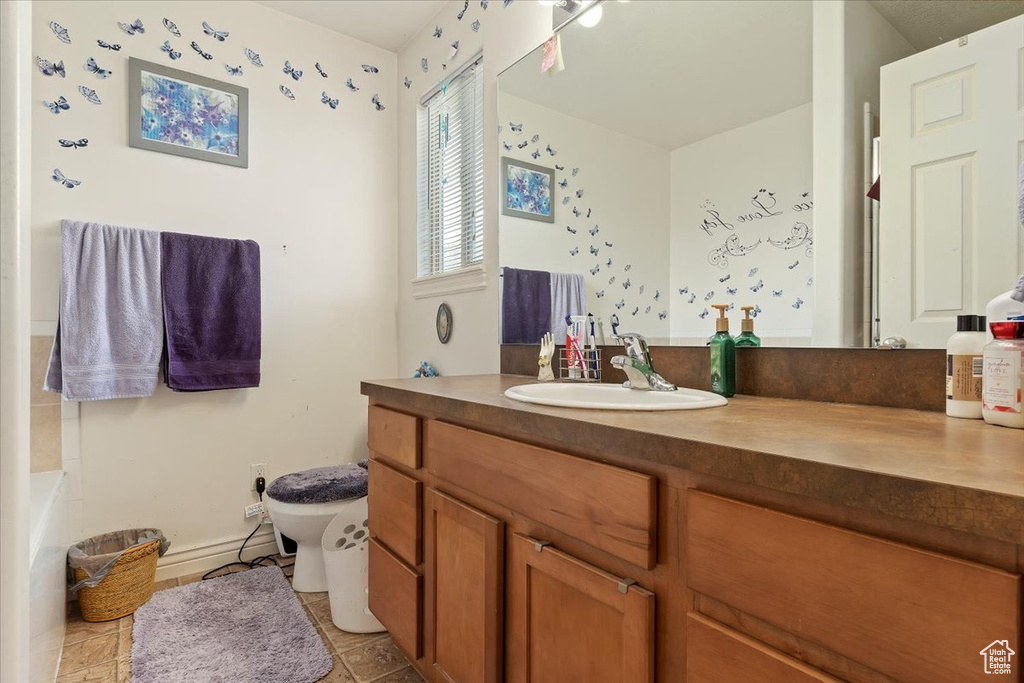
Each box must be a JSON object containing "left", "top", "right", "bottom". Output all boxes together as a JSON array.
[
  {"left": 710, "top": 304, "right": 736, "bottom": 397},
  {"left": 735, "top": 306, "right": 761, "bottom": 347}
]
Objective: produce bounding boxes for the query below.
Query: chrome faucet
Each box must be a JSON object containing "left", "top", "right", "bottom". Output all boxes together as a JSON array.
[{"left": 611, "top": 332, "right": 677, "bottom": 391}]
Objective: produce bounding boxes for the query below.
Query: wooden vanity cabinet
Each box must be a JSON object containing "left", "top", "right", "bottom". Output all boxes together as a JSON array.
[
  {"left": 424, "top": 489, "right": 504, "bottom": 683},
  {"left": 507, "top": 533, "right": 656, "bottom": 683}
]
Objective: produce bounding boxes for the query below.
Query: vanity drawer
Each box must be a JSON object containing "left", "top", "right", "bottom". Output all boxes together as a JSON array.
[
  {"left": 686, "top": 613, "right": 837, "bottom": 683},
  {"left": 686, "top": 491, "right": 1021, "bottom": 683},
  {"left": 424, "top": 420, "right": 657, "bottom": 569},
  {"left": 368, "top": 405, "right": 421, "bottom": 469},
  {"left": 368, "top": 459, "right": 422, "bottom": 567},
  {"left": 368, "top": 538, "right": 422, "bottom": 660}
]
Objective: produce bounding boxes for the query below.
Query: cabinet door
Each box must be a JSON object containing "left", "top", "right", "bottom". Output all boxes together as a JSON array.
[
  {"left": 368, "top": 538, "right": 422, "bottom": 660},
  {"left": 508, "top": 533, "right": 655, "bottom": 683},
  {"left": 425, "top": 489, "right": 504, "bottom": 683}
]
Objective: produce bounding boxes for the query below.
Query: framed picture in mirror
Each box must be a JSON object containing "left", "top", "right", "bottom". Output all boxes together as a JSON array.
[{"left": 501, "top": 156, "right": 555, "bottom": 223}]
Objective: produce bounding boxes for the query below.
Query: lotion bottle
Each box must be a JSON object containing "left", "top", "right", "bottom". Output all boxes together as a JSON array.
[
  {"left": 985, "top": 274, "right": 1024, "bottom": 340},
  {"left": 709, "top": 304, "right": 735, "bottom": 398},
  {"left": 982, "top": 321, "right": 1024, "bottom": 429},
  {"left": 735, "top": 306, "right": 761, "bottom": 347},
  {"left": 945, "top": 315, "right": 986, "bottom": 419}
]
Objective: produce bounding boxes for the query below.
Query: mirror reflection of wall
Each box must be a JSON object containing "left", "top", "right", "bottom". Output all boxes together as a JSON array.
[{"left": 498, "top": 0, "right": 1024, "bottom": 349}]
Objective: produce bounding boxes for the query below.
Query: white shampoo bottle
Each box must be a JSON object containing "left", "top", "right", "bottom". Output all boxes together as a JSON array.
[{"left": 946, "top": 315, "right": 986, "bottom": 419}]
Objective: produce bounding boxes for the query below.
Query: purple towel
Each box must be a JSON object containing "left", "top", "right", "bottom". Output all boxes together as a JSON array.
[
  {"left": 501, "top": 267, "right": 552, "bottom": 344},
  {"left": 161, "top": 232, "right": 261, "bottom": 391}
]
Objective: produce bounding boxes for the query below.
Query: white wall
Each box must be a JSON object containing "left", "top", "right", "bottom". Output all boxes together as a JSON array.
[
  {"left": 811, "top": 0, "right": 914, "bottom": 346},
  {"left": 32, "top": 0, "right": 398, "bottom": 575},
  {"left": 498, "top": 94, "right": 670, "bottom": 340},
  {"left": 396, "top": 0, "right": 552, "bottom": 375},
  {"left": 670, "top": 104, "right": 814, "bottom": 344}
]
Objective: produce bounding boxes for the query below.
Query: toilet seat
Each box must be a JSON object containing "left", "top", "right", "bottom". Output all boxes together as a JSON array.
[{"left": 266, "top": 461, "right": 368, "bottom": 505}]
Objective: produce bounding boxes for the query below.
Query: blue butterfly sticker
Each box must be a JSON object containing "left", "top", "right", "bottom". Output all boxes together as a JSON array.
[
  {"left": 345, "top": 78, "right": 359, "bottom": 92},
  {"left": 284, "top": 61, "right": 302, "bottom": 80},
  {"left": 58, "top": 137, "right": 88, "bottom": 149},
  {"left": 36, "top": 57, "right": 66, "bottom": 77},
  {"left": 202, "top": 21, "right": 229, "bottom": 42},
  {"left": 52, "top": 168, "right": 80, "bottom": 188},
  {"left": 316, "top": 62, "right": 328, "bottom": 78},
  {"left": 371, "top": 94, "right": 385, "bottom": 111},
  {"left": 118, "top": 19, "right": 144, "bottom": 35},
  {"left": 161, "top": 41, "right": 182, "bottom": 60},
  {"left": 163, "top": 18, "right": 181, "bottom": 36},
  {"left": 457, "top": 0, "right": 469, "bottom": 20},
  {"left": 471, "top": 20, "right": 481, "bottom": 32},
  {"left": 49, "top": 21, "right": 72, "bottom": 44},
  {"left": 321, "top": 91, "right": 339, "bottom": 109},
  {"left": 362, "top": 64, "right": 379, "bottom": 74},
  {"left": 279, "top": 85, "right": 295, "bottom": 100},
  {"left": 244, "top": 48, "right": 264, "bottom": 67},
  {"left": 190, "top": 41, "right": 213, "bottom": 60},
  {"left": 84, "top": 56, "right": 112, "bottom": 78},
  {"left": 44, "top": 95, "right": 70, "bottom": 114},
  {"left": 421, "top": 58, "right": 428, "bottom": 73},
  {"left": 224, "top": 64, "right": 243, "bottom": 76},
  {"left": 433, "top": 25, "right": 443, "bottom": 38},
  {"left": 509, "top": 122, "right": 522, "bottom": 133},
  {"left": 77, "top": 86, "right": 101, "bottom": 105},
  {"left": 97, "top": 40, "right": 121, "bottom": 51},
  {"left": 404, "top": 77, "right": 412, "bottom": 89}
]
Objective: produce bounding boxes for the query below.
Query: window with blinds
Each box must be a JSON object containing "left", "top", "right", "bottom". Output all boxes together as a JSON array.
[{"left": 416, "top": 56, "right": 484, "bottom": 279}]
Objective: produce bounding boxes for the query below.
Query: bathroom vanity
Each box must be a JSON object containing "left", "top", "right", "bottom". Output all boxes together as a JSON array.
[{"left": 362, "top": 375, "right": 1023, "bottom": 683}]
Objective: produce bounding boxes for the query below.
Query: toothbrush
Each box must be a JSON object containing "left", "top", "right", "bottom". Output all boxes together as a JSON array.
[{"left": 587, "top": 313, "right": 597, "bottom": 377}]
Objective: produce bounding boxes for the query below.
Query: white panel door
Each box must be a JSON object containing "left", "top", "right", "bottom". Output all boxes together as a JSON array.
[{"left": 879, "top": 15, "right": 1024, "bottom": 348}]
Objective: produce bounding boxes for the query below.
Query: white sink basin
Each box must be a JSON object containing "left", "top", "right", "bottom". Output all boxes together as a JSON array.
[{"left": 504, "top": 383, "right": 728, "bottom": 411}]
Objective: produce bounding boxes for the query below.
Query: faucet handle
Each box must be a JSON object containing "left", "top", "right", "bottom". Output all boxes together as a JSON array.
[{"left": 614, "top": 332, "right": 650, "bottom": 363}]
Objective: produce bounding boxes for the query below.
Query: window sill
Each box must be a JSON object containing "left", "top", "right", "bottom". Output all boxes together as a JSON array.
[{"left": 411, "top": 266, "right": 487, "bottom": 299}]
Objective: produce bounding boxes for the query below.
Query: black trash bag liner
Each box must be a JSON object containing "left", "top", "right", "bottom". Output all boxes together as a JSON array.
[{"left": 67, "top": 528, "right": 169, "bottom": 595}]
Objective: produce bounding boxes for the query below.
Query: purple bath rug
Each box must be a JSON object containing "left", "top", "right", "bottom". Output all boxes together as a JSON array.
[{"left": 132, "top": 566, "right": 333, "bottom": 683}]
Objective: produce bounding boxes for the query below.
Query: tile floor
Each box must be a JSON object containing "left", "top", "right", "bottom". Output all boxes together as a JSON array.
[{"left": 57, "top": 562, "right": 425, "bottom": 683}]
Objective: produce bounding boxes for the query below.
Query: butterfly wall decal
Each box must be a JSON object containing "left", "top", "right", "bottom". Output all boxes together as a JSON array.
[
  {"left": 566, "top": 226, "right": 576, "bottom": 234},
  {"left": 224, "top": 64, "right": 243, "bottom": 76},
  {"left": 481, "top": 0, "right": 489, "bottom": 9},
  {"left": 321, "top": 91, "right": 339, "bottom": 109},
  {"left": 569, "top": 247, "right": 578, "bottom": 256},
  {"left": 85, "top": 56, "right": 112, "bottom": 78},
  {"left": 371, "top": 94, "right": 385, "bottom": 111},
  {"left": 588, "top": 225, "right": 598, "bottom": 236},
  {"left": 531, "top": 150, "right": 540, "bottom": 159},
  {"left": 279, "top": 85, "right": 296, "bottom": 100},
  {"left": 44, "top": 95, "right": 70, "bottom": 114},
  {"left": 516, "top": 140, "right": 527, "bottom": 149},
  {"left": 162, "top": 18, "right": 181, "bottom": 36},
  {"left": 118, "top": 19, "right": 144, "bottom": 35},
  {"left": 404, "top": 77, "right": 412, "bottom": 89},
  {"left": 283, "top": 61, "right": 302, "bottom": 80},
  {"left": 509, "top": 122, "right": 522, "bottom": 133},
  {"left": 596, "top": 290, "right": 605, "bottom": 298},
  {"left": 421, "top": 58, "right": 428, "bottom": 73},
  {"left": 572, "top": 167, "right": 579, "bottom": 176},
  {"left": 457, "top": 0, "right": 469, "bottom": 20},
  {"left": 503, "top": 142, "right": 512, "bottom": 151},
  {"left": 590, "top": 265, "right": 600, "bottom": 275},
  {"left": 97, "top": 40, "right": 121, "bottom": 51},
  {"left": 52, "top": 168, "right": 80, "bottom": 188},
  {"left": 58, "top": 138, "right": 88, "bottom": 149},
  {"left": 202, "top": 21, "right": 229, "bottom": 41},
  {"left": 345, "top": 78, "right": 359, "bottom": 92},
  {"left": 558, "top": 179, "right": 568, "bottom": 189},
  {"left": 77, "top": 86, "right": 101, "bottom": 105},
  {"left": 433, "top": 25, "right": 443, "bottom": 38},
  {"left": 191, "top": 41, "right": 213, "bottom": 60},
  {"left": 315, "top": 62, "right": 328, "bottom": 78},
  {"left": 244, "top": 48, "right": 263, "bottom": 67},
  {"left": 589, "top": 245, "right": 599, "bottom": 256},
  {"left": 36, "top": 57, "right": 66, "bottom": 77},
  {"left": 471, "top": 20, "right": 481, "bottom": 32},
  {"left": 546, "top": 145, "right": 557, "bottom": 156},
  {"left": 362, "top": 64, "right": 379, "bottom": 74},
  {"left": 49, "top": 21, "right": 71, "bottom": 44}
]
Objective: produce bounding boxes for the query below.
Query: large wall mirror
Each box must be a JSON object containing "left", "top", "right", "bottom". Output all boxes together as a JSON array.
[{"left": 497, "top": 0, "right": 1024, "bottom": 349}]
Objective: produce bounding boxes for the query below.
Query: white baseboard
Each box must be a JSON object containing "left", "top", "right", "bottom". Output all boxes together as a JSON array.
[{"left": 154, "top": 528, "right": 280, "bottom": 582}]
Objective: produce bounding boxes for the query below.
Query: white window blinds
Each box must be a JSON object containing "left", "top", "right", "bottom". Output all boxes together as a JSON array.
[{"left": 416, "top": 56, "right": 484, "bottom": 278}]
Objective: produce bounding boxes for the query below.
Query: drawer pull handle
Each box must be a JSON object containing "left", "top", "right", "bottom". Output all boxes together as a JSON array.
[
  {"left": 534, "top": 540, "right": 552, "bottom": 553},
  {"left": 617, "top": 578, "right": 637, "bottom": 594}
]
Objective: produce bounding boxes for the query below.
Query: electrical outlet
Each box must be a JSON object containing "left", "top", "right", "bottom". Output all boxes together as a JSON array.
[
  {"left": 250, "top": 463, "right": 267, "bottom": 490},
  {"left": 244, "top": 501, "right": 264, "bottom": 519}
]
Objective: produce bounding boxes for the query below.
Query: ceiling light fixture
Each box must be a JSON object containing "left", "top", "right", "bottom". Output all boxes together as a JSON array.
[{"left": 577, "top": 3, "right": 603, "bottom": 28}]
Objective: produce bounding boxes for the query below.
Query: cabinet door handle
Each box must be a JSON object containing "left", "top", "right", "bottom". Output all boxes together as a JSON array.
[
  {"left": 533, "top": 540, "right": 552, "bottom": 553},
  {"left": 617, "top": 578, "right": 637, "bottom": 594}
]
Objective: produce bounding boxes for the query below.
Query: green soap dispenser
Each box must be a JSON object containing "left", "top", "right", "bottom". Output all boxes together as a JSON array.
[
  {"left": 735, "top": 306, "right": 761, "bottom": 347},
  {"left": 710, "top": 304, "right": 736, "bottom": 397}
]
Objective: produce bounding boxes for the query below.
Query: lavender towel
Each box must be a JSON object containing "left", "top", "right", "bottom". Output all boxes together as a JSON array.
[
  {"left": 44, "top": 220, "right": 163, "bottom": 400},
  {"left": 161, "top": 231, "right": 261, "bottom": 391},
  {"left": 1018, "top": 164, "right": 1023, "bottom": 224},
  {"left": 501, "top": 267, "right": 552, "bottom": 344},
  {"left": 550, "top": 271, "right": 586, "bottom": 342}
]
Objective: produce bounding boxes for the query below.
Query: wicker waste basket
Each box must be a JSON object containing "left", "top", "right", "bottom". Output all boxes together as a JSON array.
[{"left": 68, "top": 528, "right": 168, "bottom": 622}]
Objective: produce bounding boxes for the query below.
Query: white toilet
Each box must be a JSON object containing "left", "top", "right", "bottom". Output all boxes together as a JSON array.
[{"left": 264, "top": 462, "right": 368, "bottom": 592}]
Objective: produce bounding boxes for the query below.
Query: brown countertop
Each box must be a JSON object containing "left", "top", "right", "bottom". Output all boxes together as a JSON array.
[{"left": 361, "top": 374, "right": 1024, "bottom": 545}]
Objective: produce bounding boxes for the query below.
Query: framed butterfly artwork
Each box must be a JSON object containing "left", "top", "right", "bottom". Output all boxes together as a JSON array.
[
  {"left": 127, "top": 58, "right": 249, "bottom": 168},
  {"left": 500, "top": 156, "right": 554, "bottom": 223}
]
